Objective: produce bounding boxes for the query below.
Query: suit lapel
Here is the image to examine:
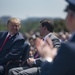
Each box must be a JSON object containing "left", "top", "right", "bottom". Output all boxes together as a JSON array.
[{"left": 2, "top": 33, "right": 17, "bottom": 50}]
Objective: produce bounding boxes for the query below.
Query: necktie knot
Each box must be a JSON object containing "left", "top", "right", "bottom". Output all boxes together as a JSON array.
[{"left": 8, "top": 35, "right": 11, "bottom": 38}]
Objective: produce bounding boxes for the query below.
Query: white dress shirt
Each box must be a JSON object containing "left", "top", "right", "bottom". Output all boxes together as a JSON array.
[{"left": 43, "top": 33, "right": 52, "bottom": 41}]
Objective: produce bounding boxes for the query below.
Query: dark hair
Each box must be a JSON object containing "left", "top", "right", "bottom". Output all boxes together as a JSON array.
[{"left": 40, "top": 19, "right": 54, "bottom": 32}]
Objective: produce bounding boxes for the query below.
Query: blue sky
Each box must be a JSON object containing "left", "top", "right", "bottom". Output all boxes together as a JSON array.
[{"left": 0, "top": 0, "right": 68, "bottom": 19}]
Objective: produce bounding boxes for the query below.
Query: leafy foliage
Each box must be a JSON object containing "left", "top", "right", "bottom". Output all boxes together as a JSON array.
[{"left": 0, "top": 19, "right": 68, "bottom": 33}]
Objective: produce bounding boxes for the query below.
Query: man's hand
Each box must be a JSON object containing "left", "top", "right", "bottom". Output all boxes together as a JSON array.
[
  {"left": 27, "top": 58, "right": 35, "bottom": 65},
  {"left": 35, "top": 38, "right": 57, "bottom": 60}
]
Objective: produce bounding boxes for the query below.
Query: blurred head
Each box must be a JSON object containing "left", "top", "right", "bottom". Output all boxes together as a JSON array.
[
  {"left": 40, "top": 19, "right": 54, "bottom": 37},
  {"left": 29, "top": 37, "right": 35, "bottom": 46},
  {"left": 7, "top": 18, "right": 21, "bottom": 35},
  {"left": 66, "top": 10, "right": 75, "bottom": 32},
  {"left": 65, "top": 0, "right": 75, "bottom": 32}
]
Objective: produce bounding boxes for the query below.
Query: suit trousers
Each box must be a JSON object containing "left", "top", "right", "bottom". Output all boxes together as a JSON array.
[{"left": 8, "top": 66, "right": 40, "bottom": 75}]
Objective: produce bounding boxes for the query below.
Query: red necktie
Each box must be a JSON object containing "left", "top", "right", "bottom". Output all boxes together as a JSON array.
[{"left": 0, "top": 35, "right": 11, "bottom": 51}]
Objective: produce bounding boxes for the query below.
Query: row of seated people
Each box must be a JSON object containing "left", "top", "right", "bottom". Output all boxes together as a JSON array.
[
  {"left": 7, "top": 18, "right": 61, "bottom": 75},
  {"left": 0, "top": 17, "right": 61, "bottom": 75}
]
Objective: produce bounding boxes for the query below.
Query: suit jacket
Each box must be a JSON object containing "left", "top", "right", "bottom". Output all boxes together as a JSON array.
[
  {"left": 34, "top": 33, "right": 61, "bottom": 67},
  {"left": 0, "top": 31, "right": 25, "bottom": 65},
  {"left": 41, "top": 34, "right": 75, "bottom": 75}
]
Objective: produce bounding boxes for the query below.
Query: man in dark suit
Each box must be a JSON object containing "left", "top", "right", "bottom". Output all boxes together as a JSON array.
[
  {"left": 0, "top": 18, "right": 25, "bottom": 75},
  {"left": 35, "top": 0, "right": 75, "bottom": 75},
  {"left": 8, "top": 19, "right": 61, "bottom": 75}
]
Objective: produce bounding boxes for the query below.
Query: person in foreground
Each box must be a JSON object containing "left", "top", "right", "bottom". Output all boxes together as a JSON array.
[
  {"left": 0, "top": 18, "right": 25, "bottom": 75},
  {"left": 35, "top": 0, "right": 75, "bottom": 75}
]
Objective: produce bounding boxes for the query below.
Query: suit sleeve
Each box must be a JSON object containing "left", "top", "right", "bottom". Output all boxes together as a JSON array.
[
  {"left": 0, "top": 39, "right": 25, "bottom": 64},
  {"left": 50, "top": 34, "right": 61, "bottom": 49},
  {"left": 52, "top": 38, "right": 61, "bottom": 49},
  {"left": 21, "top": 43, "right": 30, "bottom": 61},
  {"left": 41, "top": 43, "right": 75, "bottom": 75}
]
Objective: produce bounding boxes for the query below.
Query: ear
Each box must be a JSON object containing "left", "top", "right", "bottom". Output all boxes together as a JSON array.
[{"left": 69, "top": 14, "right": 73, "bottom": 22}]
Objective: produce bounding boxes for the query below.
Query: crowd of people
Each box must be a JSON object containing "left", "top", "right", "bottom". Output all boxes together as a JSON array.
[
  {"left": 24, "top": 31, "right": 71, "bottom": 59},
  {"left": 0, "top": 0, "right": 75, "bottom": 75}
]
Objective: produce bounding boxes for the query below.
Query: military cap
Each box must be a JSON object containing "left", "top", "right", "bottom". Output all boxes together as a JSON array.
[{"left": 65, "top": 0, "right": 75, "bottom": 12}]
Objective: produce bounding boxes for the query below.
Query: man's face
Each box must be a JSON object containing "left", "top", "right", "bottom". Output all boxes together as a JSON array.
[
  {"left": 65, "top": 10, "right": 75, "bottom": 32},
  {"left": 7, "top": 22, "right": 21, "bottom": 35}
]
